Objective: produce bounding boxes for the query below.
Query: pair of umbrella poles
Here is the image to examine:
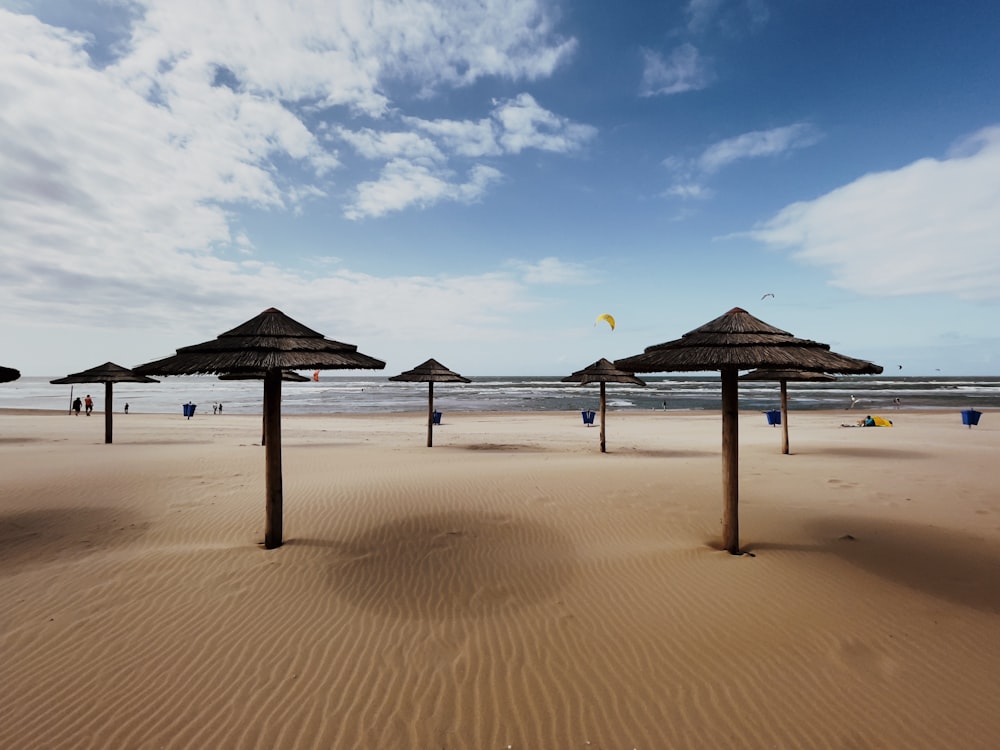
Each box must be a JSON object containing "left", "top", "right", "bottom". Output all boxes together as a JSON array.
[{"left": 50, "top": 307, "right": 880, "bottom": 554}]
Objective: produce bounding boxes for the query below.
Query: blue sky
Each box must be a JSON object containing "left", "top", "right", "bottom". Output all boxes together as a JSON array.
[{"left": 2, "top": 0, "right": 999, "bottom": 376}]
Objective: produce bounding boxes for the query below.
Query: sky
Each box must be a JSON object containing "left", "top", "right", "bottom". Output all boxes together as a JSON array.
[{"left": 2, "top": 0, "right": 1000, "bottom": 377}]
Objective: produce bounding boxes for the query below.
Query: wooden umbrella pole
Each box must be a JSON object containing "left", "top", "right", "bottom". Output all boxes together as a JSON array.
[
  {"left": 427, "top": 381, "right": 434, "bottom": 448},
  {"left": 780, "top": 380, "right": 790, "bottom": 455},
  {"left": 599, "top": 382, "right": 607, "bottom": 453},
  {"left": 263, "top": 368, "right": 283, "bottom": 549},
  {"left": 721, "top": 366, "right": 740, "bottom": 554},
  {"left": 104, "top": 381, "right": 113, "bottom": 444}
]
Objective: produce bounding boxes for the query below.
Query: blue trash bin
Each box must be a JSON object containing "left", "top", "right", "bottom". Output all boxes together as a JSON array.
[
  {"left": 766, "top": 410, "right": 781, "bottom": 426},
  {"left": 432, "top": 411, "right": 442, "bottom": 425},
  {"left": 961, "top": 409, "right": 982, "bottom": 428},
  {"left": 582, "top": 410, "right": 596, "bottom": 426}
]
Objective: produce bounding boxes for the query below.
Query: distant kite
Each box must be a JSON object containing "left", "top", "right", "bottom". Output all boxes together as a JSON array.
[
  {"left": 761, "top": 293, "right": 775, "bottom": 300},
  {"left": 898, "top": 365, "right": 903, "bottom": 370},
  {"left": 596, "top": 313, "right": 615, "bottom": 331}
]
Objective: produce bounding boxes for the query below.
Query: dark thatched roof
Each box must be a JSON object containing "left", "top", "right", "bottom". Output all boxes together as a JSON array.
[
  {"left": 562, "top": 358, "right": 646, "bottom": 386},
  {"left": 740, "top": 369, "right": 836, "bottom": 382},
  {"left": 133, "top": 308, "right": 385, "bottom": 375},
  {"left": 389, "top": 358, "right": 470, "bottom": 383},
  {"left": 50, "top": 362, "right": 158, "bottom": 385},
  {"left": 0, "top": 366, "right": 21, "bottom": 383},
  {"left": 615, "top": 308, "right": 883, "bottom": 375},
  {"left": 219, "top": 371, "right": 311, "bottom": 382}
]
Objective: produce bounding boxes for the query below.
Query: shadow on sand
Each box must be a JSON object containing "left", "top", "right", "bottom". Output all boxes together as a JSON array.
[
  {"left": 747, "top": 517, "right": 1000, "bottom": 614},
  {"left": 0, "top": 506, "right": 147, "bottom": 575},
  {"left": 296, "top": 510, "right": 576, "bottom": 621}
]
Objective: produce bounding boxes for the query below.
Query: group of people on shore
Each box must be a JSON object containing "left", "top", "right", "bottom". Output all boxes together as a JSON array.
[
  {"left": 71, "top": 394, "right": 93, "bottom": 415},
  {"left": 71, "top": 396, "right": 131, "bottom": 415}
]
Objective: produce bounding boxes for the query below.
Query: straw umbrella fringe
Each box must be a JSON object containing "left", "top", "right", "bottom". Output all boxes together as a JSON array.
[
  {"left": 51, "top": 362, "right": 158, "bottom": 444},
  {"left": 562, "top": 358, "right": 645, "bottom": 453},
  {"left": 389, "top": 359, "right": 470, "bottom": 447},
  {"left": 616, "top": 308, "right": 881, "bottom": 555},
  {"left": 740, "top": 369, "right": 835, "bottom": 455},
  {"left": 135, "top": 308, "right": 384, "bottom": 549}
]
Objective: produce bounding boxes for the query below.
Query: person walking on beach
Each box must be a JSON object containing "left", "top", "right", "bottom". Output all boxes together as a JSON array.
[
  {"left": 84, "top": 394, "right": 93, "bottom": 416},
  {"left": 72, "top": 396, "right": 82, "bottom": 415},
  {"left": 124, "top": 402, "right": 129, "bottom": 415},
  {"left": 217, "top": 402, "right": 223, "bottom": 414}
]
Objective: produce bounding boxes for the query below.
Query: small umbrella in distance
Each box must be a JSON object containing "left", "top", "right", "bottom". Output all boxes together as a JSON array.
[
  {"left": 389, "top": 358, "right": 470, "bottom": 447},
  {"left": 562, "top": 358, "right": 645, "bottom": 453}
]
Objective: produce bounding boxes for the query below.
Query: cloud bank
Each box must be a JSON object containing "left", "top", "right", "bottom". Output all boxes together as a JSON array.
[{"left": 750, "top": 126, "right": 1000, "bottom": 300}]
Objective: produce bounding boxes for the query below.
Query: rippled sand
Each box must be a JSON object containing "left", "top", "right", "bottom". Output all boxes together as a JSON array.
[{"left": 2, "top": 408, "right": 998, "bottom": 749}]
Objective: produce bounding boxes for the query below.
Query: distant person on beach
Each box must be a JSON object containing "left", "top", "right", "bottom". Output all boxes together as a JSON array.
[
  {"left": 217, "top": 402, "right": 223, "bottom": 414},
  {"left": 894, "top": 397, "right": 901, "bottom": 409},
  {"left": 848, "top": 395, "right": 859, "bottom": 410},
  {"left": 84, "top": 394, "right": 93, "bottom": 416},
  {"left": 72, "top": 396, "right": 82, "bottom": 415},
  {"left": 213, "top": 403, "right": 218, "bottom": 415},
  {"left": 124, "top": 402, "right": 129, "bottom": 414}
]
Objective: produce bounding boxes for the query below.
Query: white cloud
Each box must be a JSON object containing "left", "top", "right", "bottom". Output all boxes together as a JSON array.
[
  {"left": 639, "top": 44, "right": 712, "bottom": 97},
  {"left": 749, "top": 126, "right": 1000, "bottom": 299},
  {"left": 345, "top": 160, "right": 502, "bottom": 219},
  {"left": 493, "top": 93, "right": 598, "bottom": 154},
  {"left": 342, "top": 94, "right": 596, "bottom": 218},
  {"left": 664, "top": 183, "right": 713, "bottom": 199},
  {"left": 0, "top": 2, "right": 595, "bottom": 368},
  {"left": 697, "top": 123, "right": 822, "bottom": 173}
]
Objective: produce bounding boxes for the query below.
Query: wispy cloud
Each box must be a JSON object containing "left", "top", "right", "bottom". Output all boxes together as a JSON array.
[
  {"left": 749, "top": 126, "right": 1000, "bottom": 299},
  {"left": 639, "top": 44, "right": 713, "bottom": 97},
  {"left": 508, "top": 257, "right": 595, "bottom": 285},
  {"left": 687, "top": 0, "right": 770, "bottom": 35},
  {"left": 662, "top": 123, "right": 821, "bottom": 199},
  {"left": 697, "top": 123, "right": 822, "bottom": 173}
]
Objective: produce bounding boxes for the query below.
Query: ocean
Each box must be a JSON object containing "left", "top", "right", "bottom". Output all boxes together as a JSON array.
[{"left": 2, "top": 375, "right": 998, "bottom": 416}]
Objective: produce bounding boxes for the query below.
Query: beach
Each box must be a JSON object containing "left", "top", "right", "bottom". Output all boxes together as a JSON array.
[{"left": 2, "top": 408, "right": 998, "bottom": 749}]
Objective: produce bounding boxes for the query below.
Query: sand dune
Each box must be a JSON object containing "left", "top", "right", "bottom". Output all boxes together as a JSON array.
[{"left": 1, "top": 408, "right": 998, "bottom": 748}]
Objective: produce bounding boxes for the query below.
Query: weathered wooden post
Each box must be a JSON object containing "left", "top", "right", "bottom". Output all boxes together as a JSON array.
[
  {"left": 264, "top": 368, "right": 283, "bottom": 549},
  {"left": 721, "top": 366, "right": 740, "bottom": 554}
]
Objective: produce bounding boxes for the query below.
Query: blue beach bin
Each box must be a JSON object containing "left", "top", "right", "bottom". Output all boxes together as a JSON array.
[
  {"left": 432, "top": 411, "right": 442, "bottom": 425},
  {"left": 582, "top": 410, "right": 596, "bottom": 426},
  {"left": 765, "top": 409, "right": 781, "bottom": 426},
  {"left": 961, "top": 409, "right": 982, "bottom": 428},
  {"left": 183, "top": 403, "right": 197, "bottom": 419}
]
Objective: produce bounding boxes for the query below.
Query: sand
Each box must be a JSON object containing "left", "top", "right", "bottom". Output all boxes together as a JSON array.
[{"left": 1, "top": 407, "right": 998, "bottom": 749}]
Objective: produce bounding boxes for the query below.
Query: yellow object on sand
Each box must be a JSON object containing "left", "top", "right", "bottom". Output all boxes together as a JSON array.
[{"left": 872, "top": 416, "right": 893, "bottom": 427}]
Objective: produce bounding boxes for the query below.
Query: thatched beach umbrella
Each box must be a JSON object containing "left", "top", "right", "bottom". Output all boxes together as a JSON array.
[
  {"left": 740, "top": 369, "right": 836, "bottom": 455},
  {"left": 135, "top": 308, "right": 385, "bottom": 549},
  {"left": 616, "top": 308, "right": 882, "bottom": 554},
  {"left": 219, "top": 370, "right": 311, "bottom": 445},
  {"left": 389, "top": 359, "right": 470, "bottom": 447},
  {"left": 562, "top": 358, "right": 646, "bottom": 453},
  {"left": 50, "top": 362, "right": 158, "bottom": 444},
  {"left": 0, "top": 366, "right": 20, "bottom": 383}
]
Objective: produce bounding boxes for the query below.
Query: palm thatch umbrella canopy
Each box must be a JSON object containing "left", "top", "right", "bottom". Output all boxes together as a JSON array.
[
  {"left": 562, "top": 358, "right": 646, "bottom": 453},
  {"left": 51, "top": 362, "right": 158, "bottom": 444},
  {"left": 1, "top": 366, "right": 20, "bottom": 383},
  {"left": 740, "top": 369, "right": 836, "bottom": 455},
  {"left": 389, "top": 359, "right": 470, "bottom": 447},
  {"left": 134, "top": 308, "right": 385, "bottom": 549},
  {"left": 616, "top": 307, "right": 882, "bottom": 554},
  {"left": 220, "top": 370, "right": 311, "bottom": 445}
]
